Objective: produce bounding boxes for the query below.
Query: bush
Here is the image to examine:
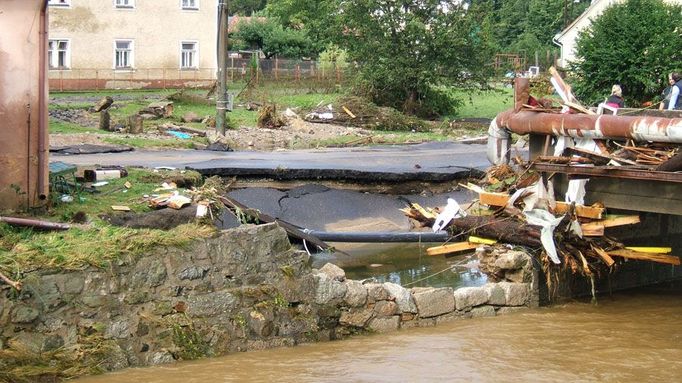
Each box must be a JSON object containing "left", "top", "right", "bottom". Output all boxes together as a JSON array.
[{"left": 570, "top": 0, "right": 682, "bottom": 106}]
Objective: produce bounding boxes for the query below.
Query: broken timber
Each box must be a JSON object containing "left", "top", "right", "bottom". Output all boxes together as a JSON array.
[
  {"left": 477, "top": 191, "right": 605, "bottom": 219},
  {"left": 608, "top": 249, "right": 681, "bottom": 266}
]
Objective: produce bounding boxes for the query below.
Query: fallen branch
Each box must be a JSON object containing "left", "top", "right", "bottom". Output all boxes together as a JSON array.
[
  {"left": 0, "top": 216, "right": 70, "bottom": 231},
  {"left": 0, "top": 271, "right": 21, "bottom": 291}
]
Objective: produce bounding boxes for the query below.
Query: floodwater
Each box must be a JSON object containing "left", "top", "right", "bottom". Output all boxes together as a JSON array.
[
  {"left": 314, "top": 243, "right": 487, "bottom": 289},
  {"left": 75, "top": 285, "right": 682, "bottom": 383}
]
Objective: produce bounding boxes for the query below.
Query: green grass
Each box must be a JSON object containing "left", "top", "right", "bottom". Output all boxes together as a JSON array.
[
  {"left": 102, "top": 136, "right": 207, "bottom": 149},
  {"left": 450, "top": 87, "right": 513, "bottom": 119},
  {"left": 0, "top": 168, "right": 214, "bottom": 274},
  {"left": 49, "top": 119, "right": 108, "bottom": 134}
]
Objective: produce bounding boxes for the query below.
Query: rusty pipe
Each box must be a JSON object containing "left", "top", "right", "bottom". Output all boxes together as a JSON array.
[
  {"left": 0, "top": 216, "right": 70, "bottom": 231},
  {"left": 495, "top": 109, "right": 682, "bottom": 143}
]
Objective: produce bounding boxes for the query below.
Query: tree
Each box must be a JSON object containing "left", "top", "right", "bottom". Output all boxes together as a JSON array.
[
  {"left": 230, "top": 0, "right": 267, "bottom": 16},
  {"left": 265, "top": 0, "right": 338, "bottom": 53},
  {"left": 231, "top": 18, "right": 314, "bottom": 59},
  {"left": 328, "top": 0, "right": 495, "bottom": 117},
  {"left": 570, "top": 0, "right": 682, "bottom": 105}
]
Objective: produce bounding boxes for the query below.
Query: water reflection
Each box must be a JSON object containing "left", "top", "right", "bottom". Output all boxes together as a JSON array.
[{"left": 315, "top": 243, "right": 487, "bottom": 288}]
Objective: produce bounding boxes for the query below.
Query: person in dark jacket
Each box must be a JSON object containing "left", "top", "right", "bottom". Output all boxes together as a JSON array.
[
  {"left": 605, "top": 84, "right": 624, "bottom": 108},
  {"left": 667, "top": 72, "right": 682, "bottom": 110}
]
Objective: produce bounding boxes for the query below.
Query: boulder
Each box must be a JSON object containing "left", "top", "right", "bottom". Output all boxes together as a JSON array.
[
  {"left": 483, "top": 283, "right": 506, "bottom": 306},
  {"left": 383, "top": 282, "right": 417, "bottom": 313},
  {"left": 368, "top": 316, "right": 400, "bottom": 333},
  {"left": 498, "top": 282, "right": 530, "bottom": 306},
  {"left": 453, "top": 286, "right": 488, "bottom": 311},
  {"left": 314, "top": 273, "right": 347, "bottom": 305},
  {"left": 343, "top": 280, "right": 368, "bottom": 307},
  {"left": 339, "top": 308, "right": 374, "bottom": 327},
  {"left": 373, "top": 300, "right": 398, "bottom": 317},
  {"left": 365, "top": 283, "right": 390, "bottom": 302},
  {"left": 470, "top": 305, "right": 496, "bottom": 318},
  {"left": 318, "top": 263, "right": 346, "bottom": 281},
  {"left": 411, "top": 287, "right": 455, "bottom": 318},
  {"left": 493, "top": 250, "right": 529, "bottom": 270}
]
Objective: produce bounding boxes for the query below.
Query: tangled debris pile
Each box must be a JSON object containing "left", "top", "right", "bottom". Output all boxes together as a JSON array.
[{"left": 403, "top": 163, "right": 679, "bottom": 299}]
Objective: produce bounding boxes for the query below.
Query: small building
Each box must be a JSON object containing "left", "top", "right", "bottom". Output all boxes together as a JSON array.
[
  {"left": 47, "top": 0, "right": 218, "bottom": 90},
  {"left": 0, "top": 0, "right": 50, "bottom": 211},
  {"left": 554, "top": 0, "right": 682, "bottom": 68}
]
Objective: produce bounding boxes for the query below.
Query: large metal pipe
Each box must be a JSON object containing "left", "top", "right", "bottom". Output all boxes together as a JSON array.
[
  {"left": 302, "top": 230, "right": 451, "bottom": 243},
  {"left": 495, "top": 109, "right": 682, "bottom": 143}
]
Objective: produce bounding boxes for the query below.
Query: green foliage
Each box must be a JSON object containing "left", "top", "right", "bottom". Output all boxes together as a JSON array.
[
  {"left": 232, "top": 18, "right": 313, "bottom": 58},
  {"left": 329, "top": 0, "right": 495, "bottom": 117},
  {"left": 570, "top": 0, "right": 682, "bottom": 105},
  {"left": 318, "top": 44, "right": 349, "bottom": 72},
  {"left": 265, "top": 0, "right": 337, "bottom": 53},
  {"left": 231, "top": 0, "right": 267, "bottom": 15}
]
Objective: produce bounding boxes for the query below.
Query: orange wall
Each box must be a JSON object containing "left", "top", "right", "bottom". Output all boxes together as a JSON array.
[{"left": 0, "top": 0, "right": 49, "bottom": 211}]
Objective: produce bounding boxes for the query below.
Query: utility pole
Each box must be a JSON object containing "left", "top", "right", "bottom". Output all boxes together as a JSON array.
[{"left": 216, "top": 0, "right": 229, "bottom": 135}]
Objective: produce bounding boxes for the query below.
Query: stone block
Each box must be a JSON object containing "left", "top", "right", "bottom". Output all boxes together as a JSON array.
[
  {"left": 105, "top": 319, "right": 132, "bottom": 339},
  {"left": 411, "top": 287, "right": 455, "bottom": 318},
  {"left": 10, "top": 305, "right": 40, "bottom": 324},
  {"left": 366, "top": 283, "right": 389, "bottom": 302},
  {"left": 248, "top": 310, "right": 274, "bottom": 337},
  {"left": 314, "top": 273, "right": 348, "bottom": 305},
  {"left": 131, "top": 257, "right": 167, "bottom": 288},
  {"left": 483, "top": 283, "right": 506, "bottom": 306},
  {"left": 339, "top": 308, "right": 374, "bottom": 327},
  {"left": 373, "top": 300, "right": 398, "bottom": 317},
  {"left": 471, "top": 305, "right": 496, "bottom": 318},
  {"left": 318, "top": 263, "right": 346, "bottom": 281},
  {"left": 493, "top": 250, "right": 529, "bottom": 270},
  {"left": 496, "top": 306, "right": 528, "bottom": 315},
  {"left": 368, "top": 316, "right": 400, "bottom": 333},
  {"left": 383, "top": 282, "right": 417, "bottom": 313},
  {"left": 454, "top": 286, "right": 488, "bottom": 311},
  {"left": 178, "top": 266, "right": 209, "bottom": 280},
  {"left": 186, "top": 291, "right": 238, "bottom": 317},
  {"left": 498, "top": 282, "right": 530, "bottom": 306},
  {"left": 62, "top": 274, "right": 85, "bottom": 294},
  {"left": 343, "top": 280, "right": 368, "bottom": 307}
]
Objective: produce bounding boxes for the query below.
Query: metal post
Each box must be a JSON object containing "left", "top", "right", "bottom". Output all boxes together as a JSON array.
[{"left": 216, "top": 0, "right": 229, "bottom": 135}]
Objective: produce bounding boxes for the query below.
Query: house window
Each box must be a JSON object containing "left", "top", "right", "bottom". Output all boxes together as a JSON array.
[
  {"left": 181, "top": 42, "right": 198, "bottom": 69},
  {"left": 181, "top": 0, "right": 199, "bottom": 10},
  {"left": 48, "top": 0, "right": 70, "bottom": 6},
  {"left": 48, "top": 40, "right": 70, "bottom": 69},
  {"left": 114, "top": 40, "right": 134, "bottom": 69},
  {"left": 115, "top": 0, "right": 135, "bottom": 8}
]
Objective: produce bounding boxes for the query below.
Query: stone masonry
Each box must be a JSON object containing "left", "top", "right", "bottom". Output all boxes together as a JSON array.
[{"left": 0, "top": 223, "right": 538, "bottom": 378}]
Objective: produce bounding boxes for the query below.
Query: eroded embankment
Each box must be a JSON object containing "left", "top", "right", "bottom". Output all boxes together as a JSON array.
[{"left": 0, "top": 223, "right": 536, "bottom": 382}]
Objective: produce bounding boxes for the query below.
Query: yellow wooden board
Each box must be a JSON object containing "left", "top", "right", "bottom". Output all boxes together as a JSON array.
[{"left": 427, "top": 242, "right": 479, "bottom": 256}]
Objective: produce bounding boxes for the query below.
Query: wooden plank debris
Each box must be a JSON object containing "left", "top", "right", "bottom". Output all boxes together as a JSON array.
[
  {"left": 581, "top": 215, "right": 640, "bottom": 234},
  {"left": 608, "top": 249, "right": 680, "bottom": 265},
  {"left": 477, "top": 190, "right": 604, "bottom": 219},
  {"left": 427, "top": 241, "right": 479, "bottom": 256},
  {"left": 590, "top": 245, "right": 616, "bottom": 267},
  {"left": 625, "top": 247, "right": 672, "bottom": 254}
]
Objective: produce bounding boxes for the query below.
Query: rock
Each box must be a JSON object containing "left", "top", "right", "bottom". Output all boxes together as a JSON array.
[
  {"left": 505, "top": 268, "right": 528, "bottom": 283},
  {"left": 248, "top": 310, "right": 274, "bottom": 337},
  {"left": 178, "top": 266, "right": 208, "bottom": 280},
  {"left": 411, "top": 287, "right": 455, "bottom": 318},
  {"left": 368, "top": 316, "right": 400, "bottom": 333},
  {"left": 105, "top": 319, "right": 132, "bottom": 339},
  {"left": 127, "top": 114, "right": 144, "bottom": 134},
  {"left": 383, "top": 282, "right": 417, "bottom": 313},
  {"left": 373, "top": 300, "right": 398, "bottom": 317},
  {"left": 496, "top": 306, "right": 528, "bottom": 315},
  {"left": 339, "top": 308, "right": 374, "bottom": 327},
  {"left": 187, "top": 291, "right": 238, "bottom": 317},
  {"left": 483, "top": 283, "right": 506, "bottom": 306},
  {"left": 99, "top": 109, "right": 111, "bottom": 130},
  {"left": 148, "top": 351, "right": 175, "bottom": 365},
  {"left": 62, "top": 274, "right": 85, "bottom": 294},
  {"left": 205, "top": 142, "right": 233, "bottom": 152},
  {"left": 343, "top": 280, "right": 368, "bottom": 307},
  {"left": 318, "top": 263, "right": 345, "bottom": 281},
  {"left": 498, "top": 282, "right": 530, "bottom": 306},
  {"left": 454, "top": 286, "right": 488, "bottom": 311},
  {"left": 470, "top": 305, "right": 496, "bottom": 318},
  {"left": 10, "top": 305, "right": 40, "bottom": 324},
  {"left": 314, "top": 273, "right": 347, "bottom": 305},
  {"left": 493, "top": 250, "right": 529, "bottom": 270},
  {"left": 131, "top": 258, "right": 167, "bottom": 288},
  {"left": 365, "top": 283, "right": 389, "bottom": 302},
  {"left": 94, "top": 96, "right": 114, "bottom": 112}
]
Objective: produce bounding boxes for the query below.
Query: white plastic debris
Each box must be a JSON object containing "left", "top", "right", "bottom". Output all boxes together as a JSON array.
[
  {"left": 432, "top": 198, "right": 466, "bottom": 232},
  {"left": 524, "top": 209, "right": 565, "bottom": 264},
  {"left": 196, "top": 204, "right": 208, "bottom": 218}
]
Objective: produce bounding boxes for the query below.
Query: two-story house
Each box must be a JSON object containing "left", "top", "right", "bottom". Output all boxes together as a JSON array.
[{"left": 47, "top": 0, "right": 217, "bottom": 90}]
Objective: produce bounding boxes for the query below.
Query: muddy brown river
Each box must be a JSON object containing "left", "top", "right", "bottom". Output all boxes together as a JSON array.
[{"left": 75, "top": 285, "right": 682, "bottom": 383}]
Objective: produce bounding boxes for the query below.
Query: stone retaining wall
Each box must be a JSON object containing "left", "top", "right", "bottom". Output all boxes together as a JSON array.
[{"left": 0, "top": 223, "right": 537, "bottom": 380}]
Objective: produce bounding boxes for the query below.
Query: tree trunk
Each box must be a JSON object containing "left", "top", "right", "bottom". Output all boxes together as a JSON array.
[{"left": 447, "top": 216, "right": 542, "bottom": 247}]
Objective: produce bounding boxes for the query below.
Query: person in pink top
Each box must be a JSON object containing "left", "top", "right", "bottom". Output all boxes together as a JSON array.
[{"left": 605, "top": 84, "right": 624, "bottom": 109}]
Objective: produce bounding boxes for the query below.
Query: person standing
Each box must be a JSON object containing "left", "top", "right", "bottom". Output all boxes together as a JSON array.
[
  {"left": 667, "top": 72, "right": 682, "bottom": 110},
  {"left": 605, "top": 84, "right": 624, "bottom": 108}
]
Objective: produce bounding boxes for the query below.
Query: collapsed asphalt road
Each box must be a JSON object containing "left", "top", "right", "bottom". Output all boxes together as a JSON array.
[{"left": 51, "top": 141, "right": 490, "bottom": 182}]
